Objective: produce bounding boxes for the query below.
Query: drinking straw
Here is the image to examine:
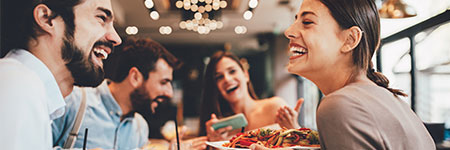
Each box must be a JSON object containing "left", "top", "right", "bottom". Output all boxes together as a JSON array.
[
  {"left": 174, "top": 119, "right": 181, "bottom": 150},
  {"left": 83, "top": 128, "right": 88, "bottom": 150}
]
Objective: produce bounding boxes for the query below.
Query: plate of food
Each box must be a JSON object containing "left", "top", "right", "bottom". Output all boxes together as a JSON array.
[{"left": 206, "top": 128, "right": 320, "bottom": 150}]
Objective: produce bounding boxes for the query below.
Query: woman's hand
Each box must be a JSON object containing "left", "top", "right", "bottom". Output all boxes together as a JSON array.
[
  {"left": 205, "top": 113, "right": 233, "bottom": 141},
  {"left": 181, "top": 136, "right": 207, "bottom": 150},
  {"left": 276, "top": 98, "right": 304, "bottom": 129}
]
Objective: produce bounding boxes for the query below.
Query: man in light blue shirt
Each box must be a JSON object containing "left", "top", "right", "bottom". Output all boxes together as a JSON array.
[
  {"left": 52, "top": 38, "right": 181, "bottom": 149},
  {"left": 0, "top": 0, "right": 121, "bottom": 149}
]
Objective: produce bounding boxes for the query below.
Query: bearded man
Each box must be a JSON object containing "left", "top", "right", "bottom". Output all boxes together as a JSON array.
[
  {"left": 0, "top": 0, "right": 121, "bottom": 149},
  {"left": 52, "top": 38, "right": 181, "bottom": 149}
]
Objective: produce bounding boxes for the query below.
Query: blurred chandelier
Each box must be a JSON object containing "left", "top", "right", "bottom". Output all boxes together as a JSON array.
[
  {"left": 175, "top": 0, "right": 227, "bottom": 34},
  {"left": 379, "top": 0, "right": 417, "bottom": 18}
]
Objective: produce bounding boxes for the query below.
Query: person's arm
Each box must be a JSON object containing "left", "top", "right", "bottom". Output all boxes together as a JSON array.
[
  {"left": 0, "top": 65, "right": 51, "bottom": 150},
  {"left": 173, "top": 136, "right": 207, "bottom": 150},
  {"left": 205, "top": 113, "right": 233, "bottom": 141},
  {"left": 276, "top": 98, "right": 303, "bottom": 129},
  {"left": 317, "top": 94, "right": 381, "bottom": 150}
]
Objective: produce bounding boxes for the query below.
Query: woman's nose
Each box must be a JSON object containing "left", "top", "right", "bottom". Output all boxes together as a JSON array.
[
  {"left": 284, "top": 23, "right": 298, "bottom": 40},
  {"left": 223, "top": 73, "right": 233, "bottom": 82}
]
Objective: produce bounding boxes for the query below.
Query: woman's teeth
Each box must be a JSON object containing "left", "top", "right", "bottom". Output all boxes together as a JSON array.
[
  {"left": 93, "top": 48, "right": 108, "bottom": 59},
  {"left": 290, "top": 46, "right": 308, "bottom": 56},
  {"left": 226, "top": 85, "right": 238, "bottom": 93}
]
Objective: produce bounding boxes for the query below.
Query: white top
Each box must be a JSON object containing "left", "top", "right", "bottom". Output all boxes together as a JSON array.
[{"left": 0, "top": 49, "right": 65, "bottom": 150}]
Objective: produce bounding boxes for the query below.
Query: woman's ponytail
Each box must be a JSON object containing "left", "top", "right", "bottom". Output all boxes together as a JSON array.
[{"left": 366, "top": 62, "right": 407, "bottom": 97}]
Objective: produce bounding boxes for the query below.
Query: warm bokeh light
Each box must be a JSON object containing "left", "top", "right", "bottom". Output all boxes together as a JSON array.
[
  {"left": 249, "top": 0, "right": 258, "bottom": 9},
  {"left": 194, "top": 12, "right": 202, "bottom": 20},
  {"left": 125, "top": 26, "right": 138, "bottom": 35},
  {"left": 144, "top": 0, "right": 154, "bottom": 9},
  {"left": 150, "top": 11, "right": 160, "bottom": 20},
  {"left": 243, "top": 10, "right": 253, "bottom": 20}
]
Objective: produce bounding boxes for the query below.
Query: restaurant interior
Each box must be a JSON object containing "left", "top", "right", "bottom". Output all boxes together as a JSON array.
[{"left": 1, "top": 0, "right": 449, "bottom": 149}]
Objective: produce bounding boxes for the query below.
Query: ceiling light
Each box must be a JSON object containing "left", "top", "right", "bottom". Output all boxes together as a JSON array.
[
  {"left": 212, "top": 3, "right": 220, "bottom": 10},
  {"left": 159, "top": 26, "right": 172, "bottom": 35},
  {"left": 125, "top": 26, "right": 138, "bottom": 35},
  {"left": 144, "top": 0, "right": 154, "bottom": 9},
  {"left": 194, "top": 12, "right": 202, "bottom": 20},
  {"left": 198, "top": 26, "right": 206, "bottom": 34},
  {"left": 150, "top": 11, "right": 160, "bottom": 20},
  {"left": 379, "top": 0, "right": 416, "bottom": 18},
  {"left": 217, "top": 21, "right": 223, "bottom": 29},
  {"left": 209, "top": 20, "right": 217, "bottom": 30},
  {"left": 205, "top": 4, "right": 212, "bottom": 12},
  {"left": 235, "top": 26, "right": 244, "bottom": 34},
  {"left": 175, "top": 0, "right": 225, "bottom": 34},
  {"left": 249, "top": 0, "right": 258, "bottom": 9},
  {"left": 243, "top": 10, "right": 253, "bottom": 20},
  {"left": 179, "top": 21, "right": 186, "bottom": 29},
  {"left": 191, "top": 4, "right": 199, "bottom": 12},
  {"left": 219, "top": 1, "right": 227, "bottom": 8},
  {"left": 234, "top": 26, "right": 247, "bottom": 34},
  {"left": 165, "top": 26, "right": 172, "bottom": 34},
  {"left": 175, "top": 1, "right": 183, "bottom": 8},
  {"left": 184, "top": 4, "right": 191, "bottom": 10},
  {"left": 198, "top": 6, "right": 205, "bottom": 13}
]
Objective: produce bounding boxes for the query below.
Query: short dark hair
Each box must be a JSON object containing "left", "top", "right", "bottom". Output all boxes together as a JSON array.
[
  {"left": 108, "top": 38, "right": 181, "bottom": 83},
  {"left": 1, "top": 0, "right": 82, "bottom": 57}
]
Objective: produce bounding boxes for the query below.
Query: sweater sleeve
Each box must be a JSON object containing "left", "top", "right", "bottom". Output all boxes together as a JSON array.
[{"left": 316, "top": 94, "right": 384, "bottom": 150}]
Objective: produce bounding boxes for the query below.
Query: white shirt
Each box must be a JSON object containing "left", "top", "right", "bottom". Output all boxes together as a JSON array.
[{"left": 0, "top": 49, "right": 65, "bottom": 150}]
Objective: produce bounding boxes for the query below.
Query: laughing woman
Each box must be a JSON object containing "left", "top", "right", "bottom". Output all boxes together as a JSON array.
[
  {"left": 199, "top": 51, "right": 291, "bottom": 141},
  {"left": 272, "top": 0, "right": 435, "bottom": 149}
]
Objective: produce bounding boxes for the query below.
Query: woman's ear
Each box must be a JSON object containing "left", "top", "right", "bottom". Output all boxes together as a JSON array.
[
  {"left": 341, "top": 26, "right": 363, "bottom": 53},
  {"left": 128, "top": 67, "right": 144, "bottom": 88},
  {"left": 33, "top": 4, "right": 59, "bottom": 35}
]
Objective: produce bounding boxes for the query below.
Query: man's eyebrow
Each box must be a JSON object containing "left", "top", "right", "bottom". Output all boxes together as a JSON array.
[{"left": 98, "top": 7, "right": 113, "bottom": 19}]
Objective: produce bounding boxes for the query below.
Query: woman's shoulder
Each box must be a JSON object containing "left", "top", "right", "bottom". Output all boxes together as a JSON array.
[
  {"left": 255, "top": 96, "right": 286, "bottom": 110},
  {"left": 257, "top": 96, "right": 286, "bottom": 105}
]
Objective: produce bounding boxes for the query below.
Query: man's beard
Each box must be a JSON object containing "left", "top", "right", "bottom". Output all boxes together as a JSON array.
[
  {"left": 130, "top": 84, "right": 170, "bottom": 116},
  {"left": 61, "top": 35, "right": 111, "bottom": 87}
]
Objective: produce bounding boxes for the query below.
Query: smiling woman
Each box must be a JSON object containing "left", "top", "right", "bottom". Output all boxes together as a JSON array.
[
  {"left": 281, "top": 0, "right": 436, "bottom": 149},
  {"left": 198, "top": 51, "right": 291, "bottom": 142}
]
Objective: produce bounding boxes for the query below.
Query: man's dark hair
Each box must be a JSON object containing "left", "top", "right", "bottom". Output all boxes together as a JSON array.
[
  {"left": 1, "top": 0, "right": 82, "bottom": 57},
  {"left": 108, "top": 38, "right": 181, "bottom": 83}
]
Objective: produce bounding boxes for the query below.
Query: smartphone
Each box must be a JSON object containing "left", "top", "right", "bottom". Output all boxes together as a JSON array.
[{"left": 212, "top": 113, "right": 248, "bottom": 130}]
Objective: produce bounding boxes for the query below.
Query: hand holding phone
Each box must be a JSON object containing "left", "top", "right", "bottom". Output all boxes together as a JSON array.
[{"left": 211, "top": 113, "right": 248, "bottom": 130}]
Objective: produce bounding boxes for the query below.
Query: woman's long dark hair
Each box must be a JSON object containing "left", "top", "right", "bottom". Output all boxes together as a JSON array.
[
  {"left": 320, "top": 0, "right": 406, "bottom": 97},
  {"left": 198, "top": 51, "right": 258, "bottom": 136}
]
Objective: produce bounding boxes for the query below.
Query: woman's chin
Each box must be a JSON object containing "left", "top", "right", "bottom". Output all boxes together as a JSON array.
[
  {"left": 287, "top": 67, "right": 307, "bottom": 78},
  {"left": 287, "top": 65, "right": 300, "bottom": 74}
]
